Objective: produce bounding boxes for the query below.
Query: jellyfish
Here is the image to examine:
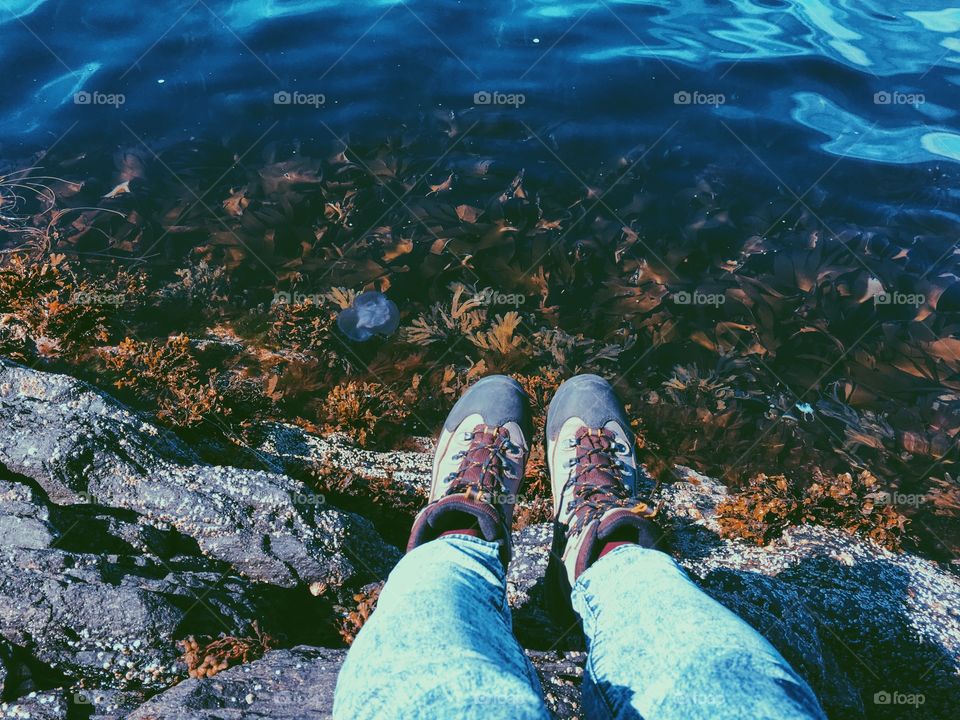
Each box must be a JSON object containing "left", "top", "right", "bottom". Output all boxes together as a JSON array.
[{"left": 336, "top": 291, "right": 400, "bottom": 341}]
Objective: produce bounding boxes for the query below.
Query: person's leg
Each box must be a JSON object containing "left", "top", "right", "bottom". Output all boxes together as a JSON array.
[
  {"left": 572, "top": 545, "right": 825, "bottom": 720},
  {"left": 333, "top": 534, "right": 549, "bottom": 720},
  {"left": 544, "top": 374, "right": 825, "bottom": 720},
  {"left": 335, "top": 375, "right": 549, "bottom": 719}
]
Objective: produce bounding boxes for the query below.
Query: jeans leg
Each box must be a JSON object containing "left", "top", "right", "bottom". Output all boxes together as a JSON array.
[
  {"left": 333, "top": 534, "right": 550, "bottom": 720},
  {"left": 571, "top": 545, "right": 826, "bottom": 720}
]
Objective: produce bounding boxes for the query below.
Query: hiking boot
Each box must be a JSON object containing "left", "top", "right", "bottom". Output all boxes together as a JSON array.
[
  {"left": 407, "top": 375, "right": 532, "bottom": 565},
  {"left": 545, "top": 375, "right": 661, "bottom": 605}
]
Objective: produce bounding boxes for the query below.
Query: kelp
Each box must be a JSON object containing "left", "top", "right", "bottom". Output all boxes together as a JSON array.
[
  {"left": 178, "top": 622, "right": 276, "bottom": 679},
  {"left": 717, "top": 469, "right": 910, "bottom": 551},
  {"left": 1, "top": 124, "right": 958, "bottom": 560}
]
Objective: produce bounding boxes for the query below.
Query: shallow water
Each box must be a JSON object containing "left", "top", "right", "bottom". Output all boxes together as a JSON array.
[
  {"left": 2, "top": 0, "right": 960, "bottom": 227},
  {"left": 2, "top": 2, "right": 960, "bottom": 560}
]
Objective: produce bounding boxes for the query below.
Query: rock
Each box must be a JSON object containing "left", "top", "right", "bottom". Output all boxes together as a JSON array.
[
  {"left": 125, "top": 646, "right": 346, "bottom": 720},
  {"left": 0, "top": 480, "right": 57, "bottom": 550},
  {"left": 0, "top": 359, "right": 399, "bottom": 589},
  {"left": 505, "top": 468, "right": 960, "bottom": 719},
  {"left": 0, "top": 465, "right": 341, "bottom": 700},
  {"left": 124, "top": 646, "right": 586, "bottom": 720},
  {"left": 0, "top": 639, "right": 10, "bottom": 697},
  {"left": 2, "top": 360, "right": 958, "bottom": 718},
  {"left": 253, "top": 422, "right": 432, "bottom": 493},
  {"left": 0, "top": 688, "right": 70, "bottom": 720},
  {"left": 508, "top": 523, "right": 578, "bottom": 649},
  {"left": 528, "top": 651, "right": 585, "bottom": 719}
]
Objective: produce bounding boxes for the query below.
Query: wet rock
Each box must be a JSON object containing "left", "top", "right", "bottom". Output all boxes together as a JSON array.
[
  {"left": 509, "top": 468, "right": 960, "bottom": 718},
  {"left": 336, "top": 291, "right": 400, "bottom": 342},
  {"left": 0, "top": 359, "right": 399, "bottom": 589},
  {"left": 125, "top": 646, "right": 585, "bottom": 720},
  {"left": 126, "top": 646, "right": 346, "bottom": 720},
  {"left": 2, "top": 360, "right": 958, "bottom": 718},
  {"left": 0, "top": 689, "right": 69, "bottom": 720}
]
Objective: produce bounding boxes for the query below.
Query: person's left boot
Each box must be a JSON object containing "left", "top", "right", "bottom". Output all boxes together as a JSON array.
[
  {"left": 407, "top": 375, "right": 531, "bottom": 565},
  {"left": 544, "top": 375, "right": 663, "bottom": 612}
]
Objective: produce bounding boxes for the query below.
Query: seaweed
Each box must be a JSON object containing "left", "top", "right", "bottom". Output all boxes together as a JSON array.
[
  {"left": 717, "top": 469, "right": 910, "bottom": 551},
  {"left": 0, "top": 130, "right": 957, "bottom": 560},
  {"left": 178, "top": 622, "right": 276, "bottom": 679},
  {"left": 102, "top": 335, "right": 230, "bottom": 429},
  {"left": 335, "top": 583, "right": 384, "bottom": 646}
]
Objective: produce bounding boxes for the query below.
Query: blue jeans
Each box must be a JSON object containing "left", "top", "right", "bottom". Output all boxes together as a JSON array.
[{"left": 333, "top": 535, "right": 825, "bottom": 720}]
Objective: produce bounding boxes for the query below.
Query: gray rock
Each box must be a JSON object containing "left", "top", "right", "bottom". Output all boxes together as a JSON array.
[
  {"left": 0, "top": 688, "right": 69, "bottom": 720},
  {"left": 0, "top": 359, "right": 399, "bottom": 589},
  {"left": 0, "top": 480, "right": 57, "bottom": 550},
  {"left": 0, "top": 470, "right": 339, "bottom": 694},
  {"left": 126, "top": 646, "right": 346, "bottom": 720},
  {"left": 2, "top": 360, "right": 958, "bottom": 719},
  {"left": 124, "top": 646, "right": 585, "bottom": 720},
  {"left": 253, "top": 422, "right": 432, "bottom": 493}
]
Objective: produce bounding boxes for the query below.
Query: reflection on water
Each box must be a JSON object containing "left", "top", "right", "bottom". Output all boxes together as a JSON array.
[{"left": 2, "top": 0, "right": 959, "bottom": 190}]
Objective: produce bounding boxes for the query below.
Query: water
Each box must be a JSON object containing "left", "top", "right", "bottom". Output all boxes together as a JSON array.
[
  {"left": 3, "top": 1, "right": 960, "bottom": 558},
  {"left": 3, "top": 0, "right": 960, "bottom": 227}
]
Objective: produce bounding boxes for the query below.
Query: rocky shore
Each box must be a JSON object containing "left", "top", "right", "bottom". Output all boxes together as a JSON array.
[{"left": 1, "top": 358, "right": 958, "bottom": 718}]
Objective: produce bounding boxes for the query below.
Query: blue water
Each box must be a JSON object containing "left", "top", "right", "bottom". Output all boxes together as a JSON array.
[{"left": 3, "top": 0, "right": 960, "bottom": 227}]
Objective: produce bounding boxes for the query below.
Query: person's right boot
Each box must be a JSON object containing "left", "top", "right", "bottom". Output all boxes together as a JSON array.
[
  {"left": 407, "top": 374, "right": 531, "bottom": 566},
  {"left": 544, "top": 374, "right": 663, "bottom": 617}
]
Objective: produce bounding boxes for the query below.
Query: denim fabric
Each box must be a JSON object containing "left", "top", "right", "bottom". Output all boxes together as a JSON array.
[
  {"left": 332, "top": 535, "right": 550, "bottom": 720},
  {"left": 333, "top": 536, "right": 825, "bottom": 720},
  {"left": 572, "top": 545, "right": 826, "bottom": 720}
]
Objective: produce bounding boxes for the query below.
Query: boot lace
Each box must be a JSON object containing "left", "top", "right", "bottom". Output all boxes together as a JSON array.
[
  {"left": 445, "top": 424, "right": 517, "bottom": 509},
  {"left": 560, "top": 427, "right": 654, "bottom": 537}
]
